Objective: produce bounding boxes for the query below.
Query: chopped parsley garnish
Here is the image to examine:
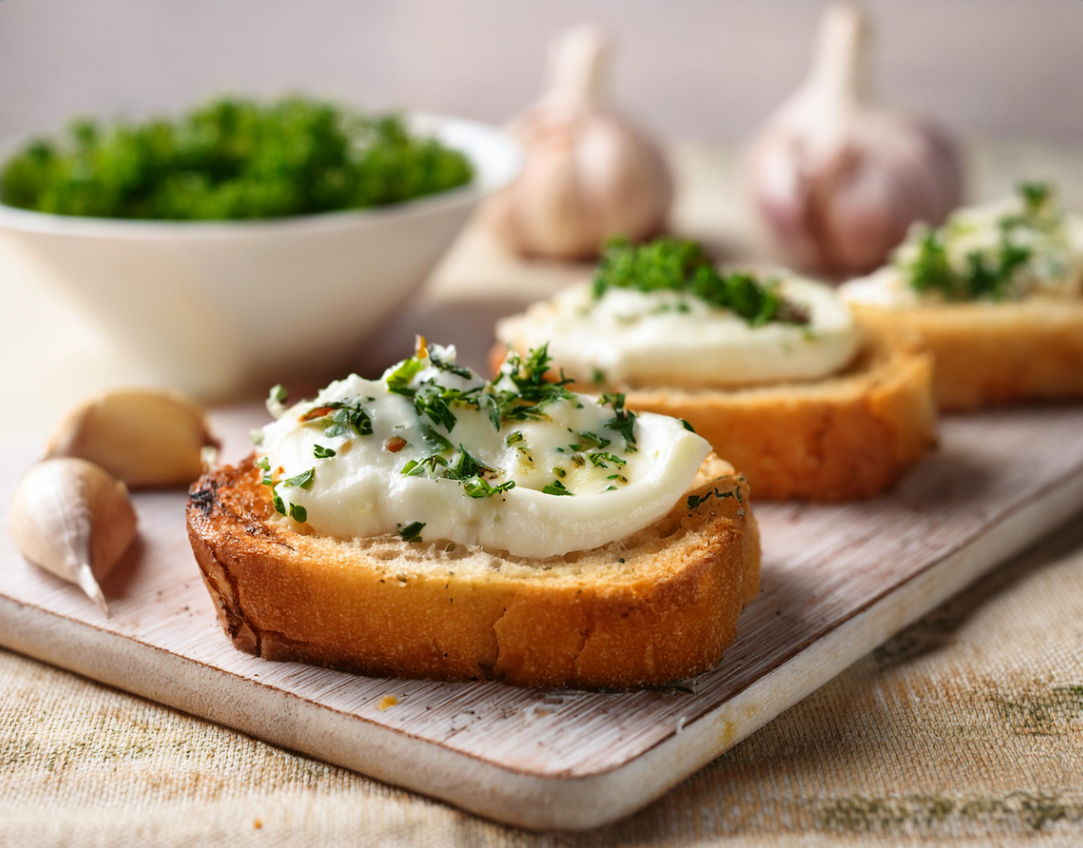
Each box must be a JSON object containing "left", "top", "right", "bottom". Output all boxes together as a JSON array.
[
  {"left": 1020, "top": 180, "right": 1052, "bottom": 215},
  {"left": 445, "top": 445, "right": 494, "bottom": 482},
  {"left": 0, "top": 99, "right": 473, "bottom": 220},
  {"left": 256, "top": 456, "right": 274, "bottom": 487},
  {"left": 687, "top": 486, "right": 739, "bottom": 510},
  {"left": 592, "top": 368, "right": 606, "bottom": 385},
  {"left": 289, "top": 503, "right": 308, "bottom": 523},
  {"left": 493, "top": 344, "right": 579, "bottom": 425},
  {"left": 401, "top": 455, "right": 449, "bottom": 478},
  {"left": 283, "top": 468, "right": 315, "bottom": 489},
  {"left": 301, "top": 401, "right": 374, "bottom": 438},
  {"left": 420, "top": 424, "right": 453, "bottom": 453},
  {"left": 462, "top": 477, "right": 516, "bottom": 499},
  {"left": 385, "top": 356, "right": 426, "bottom": 395},
  {"left": 249, "top": 429, "right": 265, "bottom": 446},
  {"left": 430, "top": 350, "right": 473, "bottom": 379},
  {"left": 599, "top": 393, "right": 637, "bottom": 451},
  {"left": 269, "top": 384, "right": 288, "bottom": 404},
  {"left": 272, "top": 491, "right": 287, "bottom": 515},
  {"left": 397, "top": 521, "right": 425, "bottom": 543},
  {"left": 573, "top": 431, "right": 611, "bottom": 451},
  {"left": 588, "top": 452, "right": 627, "bottom": 469},
  {"left": 593, "top": 237, "right": 809, "bottom": 326},
  {"left": 323, "top": 403, "right": 373, "bottom": 438},
  {"left": 413, "top": 384, "right": 460, "bottom": 431},
  {"left": 901, "top": 181, "right": 1066, "bottom": 302},
  {"left": 269, "top": 344, "right": 644, "bottom": 515},
  {"left": 680, "top": 419, "right": 696, "bottom": 433}
]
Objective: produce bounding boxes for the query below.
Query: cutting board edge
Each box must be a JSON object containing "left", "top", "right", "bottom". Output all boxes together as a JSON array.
[{"left": 1, "top": 471, "right": 1080, "bottom": 831}]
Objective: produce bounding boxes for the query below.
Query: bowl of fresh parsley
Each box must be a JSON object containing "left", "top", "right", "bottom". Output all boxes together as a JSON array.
[{"left": 0, "top": 96, "right": 520, "bottom": 398}]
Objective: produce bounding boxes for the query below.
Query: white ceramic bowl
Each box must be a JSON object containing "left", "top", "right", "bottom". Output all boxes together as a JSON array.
[{"left": 0, "top": 114, "right": 520, "bottom": 399}]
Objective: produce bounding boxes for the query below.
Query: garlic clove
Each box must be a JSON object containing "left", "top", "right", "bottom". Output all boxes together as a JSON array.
[
  {"left": 485, "top": 24, "right": 674, "bottom": 261},
  {"left": 45, "top": 388, "right": 218, "bottom": 488},
  {"left": 747, "top": 3, "right": 962, "bottom": 277},
  {"left": 7, "top": 458, "right": 138, "bottom": 615}
]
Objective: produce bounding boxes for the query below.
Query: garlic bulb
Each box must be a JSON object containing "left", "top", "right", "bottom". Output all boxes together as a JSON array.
[
  {"left": 8, "top": 458, "right": 138, "bottom": 614},
  {"left": 485, "top": 24, "right": 674, "bottom": 260},
  {"left": 45, "top": 388, "right": 218, "bottom": 488},
  {"left": 747, "top": 3, "right": 962, "bottom": 276}
]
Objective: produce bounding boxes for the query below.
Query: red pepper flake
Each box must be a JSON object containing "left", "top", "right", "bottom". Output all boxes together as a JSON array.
[
  {"left": 299, "top": 405, "right": 336, "bottom": 422},
  {"left": 385, "top": 436, "right": 408, "bottom": 453}
]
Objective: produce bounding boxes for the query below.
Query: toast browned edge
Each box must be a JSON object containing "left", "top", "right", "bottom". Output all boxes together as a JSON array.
[
  {"left": 187, "top": 456, "right": 760, "bottom": 690},
  {"left": 850, "top": 300, "right": 1083, "bottom": 411},
  {"left": 491, "top": 340, "right": 938, "bottom": 501}
]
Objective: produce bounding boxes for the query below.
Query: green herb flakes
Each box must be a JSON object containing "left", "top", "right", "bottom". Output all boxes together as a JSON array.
[
  {"left": 397, "top": 521, "right": 426, "bottom": 543},
  {"left": 283, "top": 468, "right": 315, "bottom": 489},
  {"left": 0, "top": 99, "right": 473, "bottom": 220},
  {"left": 541, "top": 479, "right": 574, "bottom": 496},
  {"left": 593, "top": 237, "right": 809, "bottom": 326}
]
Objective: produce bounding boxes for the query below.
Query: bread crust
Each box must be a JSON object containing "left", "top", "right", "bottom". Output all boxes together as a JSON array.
[
  {"left": 850, "top": 300, "right": 1083, "bottom": 411},
  {"left": 491, "top": 342, "right": 938, "bottom": 501},
  {"left": 187, "top": 457, "right": 760, "bottom": 689}
]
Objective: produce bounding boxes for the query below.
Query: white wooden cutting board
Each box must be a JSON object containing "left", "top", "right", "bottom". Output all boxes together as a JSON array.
[{"left": 1, "top": 404, "right": 1081, "bottom": 831}]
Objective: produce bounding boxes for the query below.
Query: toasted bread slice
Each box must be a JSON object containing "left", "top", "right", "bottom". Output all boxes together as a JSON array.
[
  {"left": 850, "top": 300, "right": 1083, "bottom": 411},
  {"left": 187, "top": 454, "right": 760, "bottom": 689},
  {"left": 491, "top": 341, "right": 937, "bottom": 501}
]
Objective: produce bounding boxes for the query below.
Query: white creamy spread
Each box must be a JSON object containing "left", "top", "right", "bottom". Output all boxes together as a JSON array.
[
  {"left": 257, "top": 343, "right": 711, "bottom": 559},
  {"left": 842, "top": 184, "right": 1083, "bottom": 308},
  {"left": 496, "top": 275, "right": 860, "bottom": 388}
]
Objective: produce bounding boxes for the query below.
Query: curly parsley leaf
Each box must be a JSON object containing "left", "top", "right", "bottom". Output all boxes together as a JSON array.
[
  {"left": 0, "top": 99, "right": 473, "bottom": 220},
  {"left": 593, "top": 237, "right": 809, "bottom": 326}
]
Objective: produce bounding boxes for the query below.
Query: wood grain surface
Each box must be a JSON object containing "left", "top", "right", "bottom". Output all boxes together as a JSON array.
[{"left": 1, "top": 404, "right": 1082, "bottom": 829}]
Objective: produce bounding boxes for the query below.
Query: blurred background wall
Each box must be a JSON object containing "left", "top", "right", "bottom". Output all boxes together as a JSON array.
[{"left": 1, "top": 0, "right": 1080, "bottom": 144}]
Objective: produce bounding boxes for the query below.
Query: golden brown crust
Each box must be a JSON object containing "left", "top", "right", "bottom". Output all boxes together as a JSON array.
[
  {"left": 186, "top": 457, "right": 760, "bottom": 689},
  {"left": 492, "top": 341, "right": 938, "bottom": 501},
  {"left": 850, "top": 300, "right": 1083, "bottom": 411}
]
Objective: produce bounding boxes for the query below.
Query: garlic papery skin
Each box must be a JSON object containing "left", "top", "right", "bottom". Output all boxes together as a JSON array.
[
  {"left": 747, "top": 3, "right": 962, "bottom": 277},
  {"left": 485, "top": 24, "right": 674, "bottom": 260},
  {"left": 45, "top": 388, "right": 218, "bottom": 488},
  {"left": 7, "top": 458, "right": 138, "bottom": 615}
]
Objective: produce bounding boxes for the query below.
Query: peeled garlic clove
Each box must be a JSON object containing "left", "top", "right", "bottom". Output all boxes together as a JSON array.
[
  {"left": 485, "top": 24, "right": 674, "bottom": 260},
  {"left": 7, "top": 458, "right": 138, "bottom": 615},
  {"left": 747, "top": 3, "right": 962, "bottom": 276},
  {"left": 45, "top": 388, "right": 218, "bottom": 488}
]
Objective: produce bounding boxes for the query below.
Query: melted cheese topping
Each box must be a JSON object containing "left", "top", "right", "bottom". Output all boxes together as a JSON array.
[
  {"left": 257, "top": 345, "right": 711, "bottom": 559},
  {"left": 842, "top": 193, "right": 1083, "bottom": 308},
  {"left": 496, "top": 275, "right": 860, "bottom": 389}
]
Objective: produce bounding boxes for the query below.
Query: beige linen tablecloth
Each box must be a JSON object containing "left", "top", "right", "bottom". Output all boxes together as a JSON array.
[{"left": 2, "top": 142, "right": 1082, "bottom": 846}]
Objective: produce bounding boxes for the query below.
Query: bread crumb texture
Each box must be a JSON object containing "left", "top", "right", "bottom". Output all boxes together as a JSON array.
[
  {"left": 186, "top": 455, "right": 760, "bottom": 689},
  {"left": 852, "top": 299, "right": 1083, "bottom": 411}
]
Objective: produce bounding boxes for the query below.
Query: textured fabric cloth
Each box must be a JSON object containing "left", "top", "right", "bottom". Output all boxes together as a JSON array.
[{"left": 2, "top": 519, "right": 1081, "bottom": 847}]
